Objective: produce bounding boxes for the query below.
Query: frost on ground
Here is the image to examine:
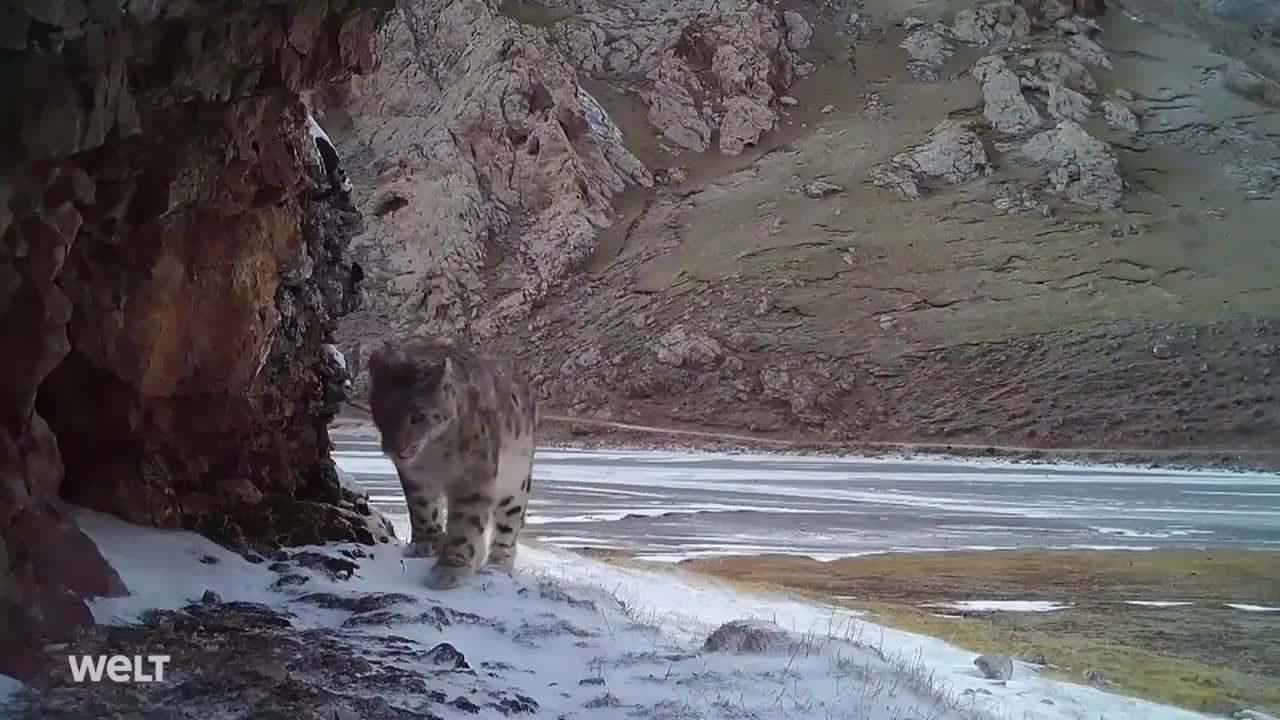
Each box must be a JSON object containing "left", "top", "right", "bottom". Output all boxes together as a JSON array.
[{"left": 0, "top": 509, "right": 1223, "bottom": 720}]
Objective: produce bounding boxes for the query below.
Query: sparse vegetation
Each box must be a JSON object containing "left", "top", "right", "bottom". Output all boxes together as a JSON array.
[{"left": 679, "top": 549, "right": 1280, "bottom": 715}]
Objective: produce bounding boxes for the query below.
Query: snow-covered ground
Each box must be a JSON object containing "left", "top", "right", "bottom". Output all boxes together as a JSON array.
[{"left": 0, "top": 508, "right": 1229, "bottom": 720}]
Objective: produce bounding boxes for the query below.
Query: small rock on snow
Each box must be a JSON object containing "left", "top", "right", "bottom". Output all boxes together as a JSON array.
[
  {"left": 703, "top": 619, "right": 794, "bottom": 654},
  {"left": 974, "top": 654, "right": 1015, "bottom": 680},
  {"left": 428, "top": 642, "right": 470, "bottom": 670}
]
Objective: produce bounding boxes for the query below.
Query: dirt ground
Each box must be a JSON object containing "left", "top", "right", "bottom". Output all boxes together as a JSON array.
[
  {"left": 479, "top": 0, "right": 1280, "bottom": 468},
  {"left": 675, "top": 549, "right": 1280, "bottom": 715}
]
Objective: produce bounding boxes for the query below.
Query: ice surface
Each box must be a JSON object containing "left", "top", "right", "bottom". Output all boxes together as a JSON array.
[
  {"left": 922, "top": 600, "right": 1072, "bottom": 613},
  {"left": 1225, "top": 603, "right": 1280, "bottom": 612}
]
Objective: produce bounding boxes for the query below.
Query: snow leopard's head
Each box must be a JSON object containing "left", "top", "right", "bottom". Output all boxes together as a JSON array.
[{"left": 368, "top": 341, "right": 460, "bottom": 462}]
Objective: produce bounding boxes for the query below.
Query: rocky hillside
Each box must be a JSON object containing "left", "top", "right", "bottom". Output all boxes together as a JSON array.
[
  {"left": 1, "top": 0, "right": 395, "bottom": 680},
  {"left": 327, "top": 0, "right": 1280, "bottom": 466}
]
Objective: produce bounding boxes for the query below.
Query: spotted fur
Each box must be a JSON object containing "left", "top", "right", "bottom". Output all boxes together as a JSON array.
[{"left": 368, "top": 338, "right": 537, "bottom": 589}]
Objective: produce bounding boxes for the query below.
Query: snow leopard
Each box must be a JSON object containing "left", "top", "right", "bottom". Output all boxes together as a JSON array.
[{"left": 368, "top": 338, "right": 537, "bottom": 590}]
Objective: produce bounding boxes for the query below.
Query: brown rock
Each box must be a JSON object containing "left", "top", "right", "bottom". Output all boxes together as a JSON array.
[{"left": 0, "top": 0, "right": 394, "bottom": 683}]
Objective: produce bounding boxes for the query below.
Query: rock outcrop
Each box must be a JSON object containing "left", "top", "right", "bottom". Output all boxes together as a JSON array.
[
  {"left": 552, "top": 0, "right": 801, "bottom": 155},
  {"left": 331, "top": 0, "right": 806, "bottom": 393},
  {"left": 870, "top": 120, "right": 993, "bottom": 199},
  {"left": 1021, "top": 120, "right": 1123, "bottom": 208},
  {"left": 1, "top": 0, "right": 393, "bottom": 681},
  {"left": 326, "top": 0, "right": 656, "bottom": 393},
  {"left": 972, "top": 55, "right": 1043, "bottom": 134}
]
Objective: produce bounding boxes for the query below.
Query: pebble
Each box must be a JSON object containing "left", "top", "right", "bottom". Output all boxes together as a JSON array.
[{"left": 802, "top": 180, "right": 845, "bottom": 198}]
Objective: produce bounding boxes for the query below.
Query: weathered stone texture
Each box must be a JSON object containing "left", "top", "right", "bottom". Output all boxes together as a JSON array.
[{"left": 0, "top": 0, "right": 392, "bottom": 681}]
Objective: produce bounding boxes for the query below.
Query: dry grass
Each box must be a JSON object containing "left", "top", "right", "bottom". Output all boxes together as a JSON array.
[{"left": 679, "top": 549, "right": 1280, "bottom": 716}]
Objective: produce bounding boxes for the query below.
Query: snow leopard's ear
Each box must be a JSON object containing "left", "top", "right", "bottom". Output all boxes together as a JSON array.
[
  {"left": 368, "top": 343, "right": 414, "bottom": 387},
  {"left": 416, "top": 356, "right": 451, "bottom": 392}
]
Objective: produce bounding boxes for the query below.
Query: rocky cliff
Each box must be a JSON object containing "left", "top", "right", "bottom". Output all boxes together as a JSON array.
[{"left": 1, "top": 0, "right": 394, "bottom": 681}]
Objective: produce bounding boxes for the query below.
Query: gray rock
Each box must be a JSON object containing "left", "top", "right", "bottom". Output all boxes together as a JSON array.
[
  {"left": 973, "top": 55, "right": 1042, "bottom": 134},
  {"left": 1101, "top": 100, "right": 1139, "bottom": 132},
  {"left": 1222, "top": 62, "right": 1280, "bottom": 108},
  {"left": 201, "top": 590, "right": 223, "bottom": 605},
  {"left": 654, "top": 325, "right": 724, "bottom": 368},
  {"left": 427, "top": 642, "right": 469, "bottom": 669},
  {"left": 784, "top": 11, "right": 813, "bottom": 51},
  {"left": 1021, "top": 120, "right": 1122, "bottom": 209},
  {"left": 1068, "top": 33, "right": 1112, "bottom": 69},
  {"left": 900, "top": 22, "right": 954, "bottom": 66},
  {"left": 952, "top": 2, "right": 1031, "bottom": 46},
  {"left": 250, "top": 659, "right": 290, "bottom": 684},
  {"left": 719, "top": 97, "right": 775, "bottom": 156},
  {"left": 802, "top": 180, "right": 845, "bottom": 198},
  {"left": 870, "top": 120, "right": 992, "bottom": 199},
  {"left": 703, "top": 619, "right": 794, "bottom": 654},
  {"left": 1152, "top": 341, "right": 1175, "bottom": 359},
  {"left": 1235, "top": 710, "right": 1280, "bottom": 720},
  {"left": 1020, "top": 51, "right": 1097, "bottom": 93},
  {"left": 1046, "top": 83, "right": 1092, "bottom": 122},
  {"left": 330, "top": 708, "right": 361, "bottom": 720},
  {"left": 1086, "top": 668, "right": 1117, "bottom": 688},
  {"left": 973, "top": 654, "right": 1014, "bottom": 680},
  {"left": 1024, "top": 0, "right": 1073, "bottom": 24},
  {"left": 846, "top": 11, "right": 864, "bottom": 36}
]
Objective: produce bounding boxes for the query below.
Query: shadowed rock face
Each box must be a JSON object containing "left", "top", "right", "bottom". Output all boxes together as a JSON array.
[{"left": 0, "top": 0, "right": 393, "bottom": 681}]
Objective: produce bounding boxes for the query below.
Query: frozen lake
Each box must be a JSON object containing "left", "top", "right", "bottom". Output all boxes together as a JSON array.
[{"left": 333, "top": 436, "right": 1280, "bottom": 562}]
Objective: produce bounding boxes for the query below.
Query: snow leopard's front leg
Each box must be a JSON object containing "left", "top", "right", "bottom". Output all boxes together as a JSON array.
[
  {"left": 396, "top": 466, "right": 446, "bottom": 558},
  {"left": 427, "top": 485, "right": 496, "bottom": 590}
]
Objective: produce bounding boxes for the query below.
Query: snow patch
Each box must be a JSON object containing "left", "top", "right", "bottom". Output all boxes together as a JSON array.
[
  {"left": 577, "top": 85, "right": 624, "bottom": 144},
  {"left": 0, "top": 674, "right": 25, "bottom": 711},
  {"left": 321, "top": 343, "right": 348, "bottom": 372},
  {"left": 63, "top": 507, "right": 1224, "bottom": 720},
  {"left": 335, "top": 466, "right": 368, "bottom": 499},
  {"left": 1225, "top": 603, "right": 1280, "bottom": 613},
  {"left": 76, "top": 509, "right": 278, "bottom": 625},
  {"left": 923, "top": 600, "right": 1072, "bottom": 613}
]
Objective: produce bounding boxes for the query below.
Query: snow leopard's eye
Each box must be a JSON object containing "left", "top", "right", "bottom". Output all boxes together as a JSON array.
[{"left": 409, "top": 411, "right": 427, "bottom": 425}]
